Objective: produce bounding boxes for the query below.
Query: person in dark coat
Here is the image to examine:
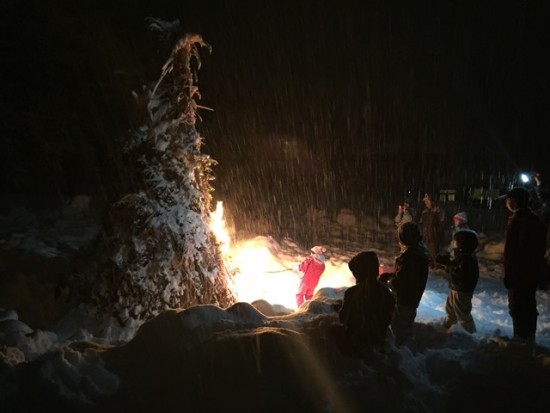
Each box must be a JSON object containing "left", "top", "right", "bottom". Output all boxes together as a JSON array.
[
  {"left": 533, "top": 173, "right": 550, "bottom": 290},
  {"left": 383, "top": 222, "right": 430, "bottom": 346},
  {"left": 504, "top": 187, "right": 547, "bottom": 342},
  {"left": 533, "top": 172, "right": 550, "bottom": 215},
  {"left": 437, "top": 229, "right": 480, "bottom": 333},
  {"left": 339, "top": 251, "right": 395, "bottom": 355},
  {"left": 419, "top": 193, "right": 446, "bottom": 268}
]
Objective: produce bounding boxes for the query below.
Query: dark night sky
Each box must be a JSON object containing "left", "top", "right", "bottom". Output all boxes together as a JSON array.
[{"left": 2, "top": 0, "right": 549, "bottom": 214}]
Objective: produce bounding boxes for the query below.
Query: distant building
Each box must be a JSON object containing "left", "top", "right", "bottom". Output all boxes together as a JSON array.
[
  {"left": 438, "top": 189, "right": 457, "bottom": 204},
  {"left": 468, "top": 187, "right": 502, "bottom": 208}
]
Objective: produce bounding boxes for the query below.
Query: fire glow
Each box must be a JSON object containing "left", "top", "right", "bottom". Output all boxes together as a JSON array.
[
  {"left": 210, "top": 201, "right": 356, "bottom": 310},
  {"left": 210, "top": 201, "right": 230, "bottom": 254}
]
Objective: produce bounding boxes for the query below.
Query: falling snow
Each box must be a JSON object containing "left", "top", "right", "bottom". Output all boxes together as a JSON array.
[
  {"left": 1, "top": 204, "right": 550, "bottom": 411},
  {"left": 2, "top": 2, "right": 550, "bottom": 412}
]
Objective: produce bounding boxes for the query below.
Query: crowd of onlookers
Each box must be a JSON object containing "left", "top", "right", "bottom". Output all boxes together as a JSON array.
[{"left": 295, "top": 173, "right": 550, "bottom": 356}]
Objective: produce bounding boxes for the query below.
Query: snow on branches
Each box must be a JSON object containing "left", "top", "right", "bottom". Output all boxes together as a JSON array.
[{"left": 91, "top": 25, "right": 235, "bottom": 326}]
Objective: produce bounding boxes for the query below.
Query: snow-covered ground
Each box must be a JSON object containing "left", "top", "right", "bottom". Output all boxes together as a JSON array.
[
  {"left": 1, "top": 202, "right": 550, "bottom": 412},
  {"left": 228, "top": 235, "right": 550, "bottom": 349}
]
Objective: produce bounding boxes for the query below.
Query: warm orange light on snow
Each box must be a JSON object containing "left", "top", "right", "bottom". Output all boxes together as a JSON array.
[
  {"left": 229, "top": 238, "right": 300, "bottom": 309},
  {"left": 229, "top": 238, "right": 356, "bottom": 310},
  {"left": 210, "top": 202, "right": 355, "bottom": 310}
]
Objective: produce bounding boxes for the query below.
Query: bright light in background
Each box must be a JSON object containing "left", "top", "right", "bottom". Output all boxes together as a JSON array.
[
  {"left": 520, "top": 173, "right": 530, "bottom": 183},
  {"left": 209, "top": 202, "right": 355, "bottom": 310}
]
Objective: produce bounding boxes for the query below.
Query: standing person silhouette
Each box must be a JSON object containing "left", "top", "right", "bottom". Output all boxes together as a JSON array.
[
  {"left": 533, "top": 172, "right": 550, "bottom": 289},
  {"left": 419, "top": 193, "right": 446, "bottom": 269},
  {"left": 503, "top": 187, "right": 547, "bottom": 343},
  {"left": 382, "top": 222, "right": 429, "bottom": 347}
]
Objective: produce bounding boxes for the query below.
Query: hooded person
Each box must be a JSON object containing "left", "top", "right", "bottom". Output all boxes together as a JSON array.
[
  {"left": 503, "top": 187, "right": 547, "bottom": 342},
  {"left": 339, "top": 251, "right": 395, "bottom": 355},
  {"left": 383, "top": 221, "right": 430, "bottom": 346},
  {"left": 436, "top": 229, "right": 480, "bottom": 333},
  {"left": 295, "top": 246, "right": 327, "bottom": 307}
]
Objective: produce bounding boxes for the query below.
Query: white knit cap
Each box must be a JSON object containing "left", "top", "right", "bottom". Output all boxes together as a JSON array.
[
  {"left": 311, "top": 246, "right": 326, "bottom": 255},
  {"left": 453, "top": 211, "right": 468, "bottom": 224}
]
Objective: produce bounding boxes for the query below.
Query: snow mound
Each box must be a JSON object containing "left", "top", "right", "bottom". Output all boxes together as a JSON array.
[{"left": 478, "top": 239, "right": 504, "bottom": 261}]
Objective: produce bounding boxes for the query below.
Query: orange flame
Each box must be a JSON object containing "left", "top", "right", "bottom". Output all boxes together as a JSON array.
[
  {"left": 210, "top": 201, "right": 355, "bottom": 310},
  {"left": 210, "top": 201, "right": 230, "bottom": 254}
]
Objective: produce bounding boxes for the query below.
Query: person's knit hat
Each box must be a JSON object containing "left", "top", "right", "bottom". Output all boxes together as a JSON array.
[
  {"left": 423, "top": 193, "right": 432, "bottom": 201},
  {"left": 453, "top": 229, "right": 479, "bottom": 255},
  {"left": 453, "top": 211, "right": 468, "bottom": 224},
  {"left": 311, "top": 246, "right": 326, "bottom": 255},
  {"left": 311, "top": 246, "right": 326, "bottom": 263}
]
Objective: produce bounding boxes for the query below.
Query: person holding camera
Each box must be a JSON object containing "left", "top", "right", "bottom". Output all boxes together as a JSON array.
[{"left": 394, "top": 199, "right": 414, "bottom": 228}]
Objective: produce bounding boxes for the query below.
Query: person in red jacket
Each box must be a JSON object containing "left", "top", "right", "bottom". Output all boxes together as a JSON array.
[{"left": 296, "top": 246, "right": 326, "bottom": 307}]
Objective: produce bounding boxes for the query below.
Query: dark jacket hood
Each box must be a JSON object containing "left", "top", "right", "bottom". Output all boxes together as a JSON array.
[{"left": 454, "top": 229, "right": 478, "bottom": 255}]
